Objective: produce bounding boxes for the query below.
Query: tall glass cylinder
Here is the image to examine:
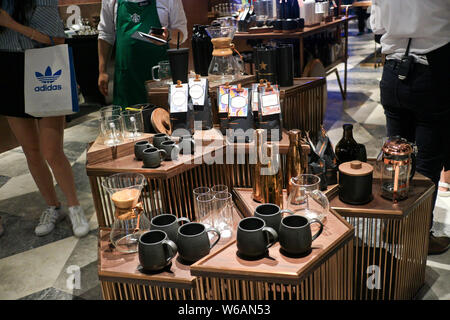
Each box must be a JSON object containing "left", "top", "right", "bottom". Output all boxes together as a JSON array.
[
  {"left": 121, "top": 109, "right": 144, "bottom": 140},
  {"left": 196, "top": 193, "right": 215, "bottom": 228},
  {"left": 213, "top": 191, "right": 233, "bottom": 239}
]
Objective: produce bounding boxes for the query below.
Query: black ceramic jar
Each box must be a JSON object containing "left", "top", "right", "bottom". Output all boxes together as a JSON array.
[{"left": 338, "top": 160, "right": 373, "bottom": 205}]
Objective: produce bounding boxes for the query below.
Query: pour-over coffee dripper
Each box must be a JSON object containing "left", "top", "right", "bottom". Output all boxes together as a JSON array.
[
  {"left": 101, "top": 173, "right": 150, "bottom": 253},
  {"left": 205, "top": 26, "right": 242, "bottom": 82}
]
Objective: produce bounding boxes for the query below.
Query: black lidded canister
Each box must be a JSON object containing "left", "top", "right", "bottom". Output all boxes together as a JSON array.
[
  {"left": 199, "top": 25, "right": 213, "bottom": 76},
  {"left": 338, "top": 160, "right": 374, "bottom": 205},
  {"left": 192, "top": 25, "right": 202, "bottom": 76},
  {"left": 256, "top": 46, "right": 278, "bottom": 85},
  {"left": 277, "top": 44, "right": 294, "bottom": 87}
]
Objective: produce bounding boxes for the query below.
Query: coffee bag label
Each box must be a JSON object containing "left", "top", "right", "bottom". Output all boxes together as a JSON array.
[
  {"left": 217, "top": 85, "right": 236, "bottom": 113},
  {"left": 260, "top": 87, "right": 281, "bottom": 116},
  {"left": 228, "top": 87, "right": 249, "bottom": 117},
  {"left": 188, "top": 78, "right": 207, "bottom": 106},
  {"left": 170, "top": 84, "right": 188, "bottom": 113}
]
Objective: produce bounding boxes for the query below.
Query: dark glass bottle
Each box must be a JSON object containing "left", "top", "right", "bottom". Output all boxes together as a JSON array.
[
  {"left": 191, "top": 25, "right": 212, "bottom": 77},
  {"left": 335, "top": 124, "right": 367, "bottom": 164},
  {"left": 192, "top": 25, "right": 201, "bottom": 75}
]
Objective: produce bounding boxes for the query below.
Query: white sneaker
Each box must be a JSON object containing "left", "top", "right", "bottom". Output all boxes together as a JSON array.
[
  {"left": 68, "top": 206, "right": 89, "bottom": 238},
  {"left": 35, "top": 206, "right": 64, "bottom": 237}
]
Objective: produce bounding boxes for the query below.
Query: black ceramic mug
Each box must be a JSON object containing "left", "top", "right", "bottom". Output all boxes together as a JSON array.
[
  {"left": 138, "top": 230, "right": 178, "bottom": 272},
  {"left": 160, "top": 140, "right": 180, "bottom": 161},
  {"left": 142, "top": 147, "right": 167, "bottom": 168},
  {"left": 279, "top": 215, "right": 323, "bottom": 255},
  {"left": 179, "top": 135, "right": 195, "bottom": 155},
  {"left": 254, "top": 203, "right": 294, "bottom": 232},
  {"left": 134, "top": 140, "right": 153, "bottom": 160},
  {"left": 236, "top": 217, "right": 278, "bottom": 258},
  {"left": 176, "top": 222, "right": 221, "bottom": 263},
  {"left": 152, "top": 133, "right": 170, "bottom": 149},
  {"left": 150, "top": 214, "right": 190, "bottom": 242}
]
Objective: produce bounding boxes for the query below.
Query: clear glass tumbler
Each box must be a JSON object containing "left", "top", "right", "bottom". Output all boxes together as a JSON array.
[
  {"left": 196, "top": 193, "right": 215, "bottom": 229},
  {"left": 193, "top": 187, "right": 211, "bottom": 221},
  {"left": 214, "top": 191, "right": 233, "bottom": 239},
  {"left": 211, "top": 184, "right": 228, "bottom": 195},
  {"left": 121, "top": 109, "right": 144, "bottom": 140},
  {"left": 101, "top": 115, "right": 124, "bottom": 146}
]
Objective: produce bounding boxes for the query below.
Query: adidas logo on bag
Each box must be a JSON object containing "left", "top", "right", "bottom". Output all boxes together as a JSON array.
[{"left": 34, "top": 66, "right": 63, "bottom": 92}]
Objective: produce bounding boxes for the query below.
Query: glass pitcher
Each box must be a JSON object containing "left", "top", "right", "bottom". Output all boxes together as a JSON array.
[
  {"left": 378, "top": 136, "right": 416, "bottom": 202},
  {"left": 285, "top": 174, "right": 329, "bottom": 222},
  {"left": 101, "top": 173, "right": 150, "bottom": 253}
]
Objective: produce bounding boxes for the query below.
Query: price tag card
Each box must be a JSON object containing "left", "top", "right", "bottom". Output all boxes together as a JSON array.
[
  {"left": 169, "top": 83, "right": 189, "bottom": 113},
  {"left": 228, "top": 87, "right": 249, "bottom": 117},
  {"left": 260, "top": 87, "right": 281, "bottom": 116},
  {"left": 251, "top": 84, "right": 260, "bottom": 112},
  {"left": 188, "top": 78, "right": 207, "bottom": 106},
  {"left": 217, "top": 85, "right": 236, "bottom": 114}
]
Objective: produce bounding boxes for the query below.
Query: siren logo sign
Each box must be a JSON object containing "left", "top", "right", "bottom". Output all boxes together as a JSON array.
[{"left": 34, "top": 66, "right": 63, "bottom": 92}]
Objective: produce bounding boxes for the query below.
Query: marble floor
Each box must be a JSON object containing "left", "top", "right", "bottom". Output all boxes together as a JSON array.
[{"left": 0, "top": 21, "right": 448, "bottom": 300}]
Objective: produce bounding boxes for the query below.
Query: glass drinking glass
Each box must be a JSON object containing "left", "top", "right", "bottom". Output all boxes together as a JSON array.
[
  {"left": 285, "top": 174, "right": 329, "bottom": 222},
  {"left": 100, "top": 105, "right": 122, "bottom": 118},
  {"left": 196, "top": 193, "right": 215, "bottom": 229},
  {"left": 152, "top": 60, "right": 172, "bottom": 84},
  {"left": 211, "top": 184, "right": 228, "bottom": 195},
  {"left": 121, "top": 109, "right": 144, "bottom": 140},
  {"left": 213, "top": 192, "right": 233, "bottom": 239},
  {"left": 101, "top": 115, "right": 124, "bottom": 146},
  {"left": 193, "top": 187, "right": 211, "bottom": 221}
]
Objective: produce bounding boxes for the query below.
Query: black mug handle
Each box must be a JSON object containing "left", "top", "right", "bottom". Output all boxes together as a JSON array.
[
  {"left": 309, "top": 218, "right": 324, "bottom": 242},
  {"left": 205, "top": 227, "right": 221, "bottom": 249},
  {"left": 177, "top": 217, "right": 190, "bottom": 225},
  {"left": 262, "top": 226, "right": 278, "bottom": 249},
  {"left": 163, "top": 239, "right": 178, "bottom": 263}
]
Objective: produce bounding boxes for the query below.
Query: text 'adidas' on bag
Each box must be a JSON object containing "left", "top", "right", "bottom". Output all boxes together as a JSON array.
[{"left": 24, "top": 44, "right": 79, "bottom": 117}]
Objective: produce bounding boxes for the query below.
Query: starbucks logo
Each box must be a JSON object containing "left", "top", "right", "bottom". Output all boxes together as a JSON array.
[{"left": 130, "top": 13, "right": 141, "bottom": 23}]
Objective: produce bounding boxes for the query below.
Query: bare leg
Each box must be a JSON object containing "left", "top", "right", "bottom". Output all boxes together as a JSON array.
[
  {"left": 6, "top": 117, "right": 59, "bottom": 207},
  {"left": 439, "top": 170, "right": 450, "bottom": 192},
  {"left": 38, "top": 116, "right": 79, "bottom": 207}
]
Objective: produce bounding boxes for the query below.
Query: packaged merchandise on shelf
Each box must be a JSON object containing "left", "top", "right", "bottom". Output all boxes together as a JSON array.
[
  {"left": 217, "top": 83, "right": 236, "bottom": 134},
  {"left": 226, "top": 85, "right": 254, "bottom": 143},
  {"left": 169, "top": 81, "right": 194, "bottom": 136},
  {"left": 257, "top": 83, "right": 282, "bottom": 141},
  {"left": 189, "top": 76, "right": 213, "bottom": 130}
]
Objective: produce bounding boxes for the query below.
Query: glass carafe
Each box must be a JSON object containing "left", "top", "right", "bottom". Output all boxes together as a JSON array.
[
  {"left": 379, "top": 136, "right": 416, "bottom": 203},
  {"left": 205, "top": 26, "right": 242, "bottom": 82},
  {"left": 101, "top": 173, "right": 150, "bottom": 253},
  {"left": 285, "top": 174, "right": 329, "bottom": 222}
]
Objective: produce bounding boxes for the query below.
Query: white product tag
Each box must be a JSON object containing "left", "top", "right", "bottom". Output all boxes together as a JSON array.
[
  {"left": 188, "top": 78, "right": 207, "bottom": 106},
  {"left": 260, "top": 87, "right": 281, "bottom": 116},
  {"left": 170, "top": 83, "right": 188, "bottom": 113}
]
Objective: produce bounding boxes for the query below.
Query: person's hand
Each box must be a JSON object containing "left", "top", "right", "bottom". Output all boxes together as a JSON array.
[
  {"left": 98, "top": 72, "right": 109, "bottom": 97},
  {"left": 0, "top": 9, "right": 15, "bottom": 28}
]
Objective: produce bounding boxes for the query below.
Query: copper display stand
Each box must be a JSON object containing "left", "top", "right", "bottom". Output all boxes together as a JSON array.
[
  {"left": 190, "top": 188, "right": 354, "bottom": 300},
  {"left": 329, "top": 173, "right": 434, "bottom": 300},
  {"left": 279, "top": 78, "right": 327, "bottom": 137}
]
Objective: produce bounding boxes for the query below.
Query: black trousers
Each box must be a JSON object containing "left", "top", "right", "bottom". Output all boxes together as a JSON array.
[
  {"left": 380, "top": 59, "right": 449, "bottom": 225},
  {"left": 355, "top": 7, "right": 369, "bottom": 32}
]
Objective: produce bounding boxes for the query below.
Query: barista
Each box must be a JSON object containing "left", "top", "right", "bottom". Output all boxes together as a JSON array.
[{"left": 98, "top": 0, "right": 187, "bottom": 107}]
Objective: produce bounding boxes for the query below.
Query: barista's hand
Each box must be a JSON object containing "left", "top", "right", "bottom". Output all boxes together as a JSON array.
[
  {"left": 98, "top": 72, "right": 109, "bottom": 97},
  {"left": 0, "top": 9, "right": 16, "bottom": 28}
]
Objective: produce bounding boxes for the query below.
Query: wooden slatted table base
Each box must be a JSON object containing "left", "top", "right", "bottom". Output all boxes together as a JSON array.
[
  {"left": 190, "top": 188, "right": 355, "bottom": 300},
  {"left": 330, "top": 175, "right": 435, "bottom": 300}
]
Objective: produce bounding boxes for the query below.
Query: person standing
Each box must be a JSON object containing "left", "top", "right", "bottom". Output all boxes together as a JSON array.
[
  {"left": 97, "top": 0, "right": 187, "bottom": 108},
  {"left": 371, "top": 0, "right": 450, "bottom": 254},
  {"left": 0, "top": 0, "right": 90, "bottom": 238}
]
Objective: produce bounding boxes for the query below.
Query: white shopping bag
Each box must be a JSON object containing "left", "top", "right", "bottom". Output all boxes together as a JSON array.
[{"left": 24, "top": 44, "right": 79, "bottom": 117}]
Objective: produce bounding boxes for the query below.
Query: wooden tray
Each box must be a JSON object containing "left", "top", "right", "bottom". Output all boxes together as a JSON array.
[
  {"left": 329, "top": 177, "right": 435, "bottom": 219},
  {"left": 190, "top": 188, "right": 354, "bottom": 285}
]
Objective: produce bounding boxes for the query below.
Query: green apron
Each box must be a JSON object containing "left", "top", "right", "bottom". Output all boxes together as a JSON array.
[{"left": 113, "top": 0, "right": 168, "bottom": 108}]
